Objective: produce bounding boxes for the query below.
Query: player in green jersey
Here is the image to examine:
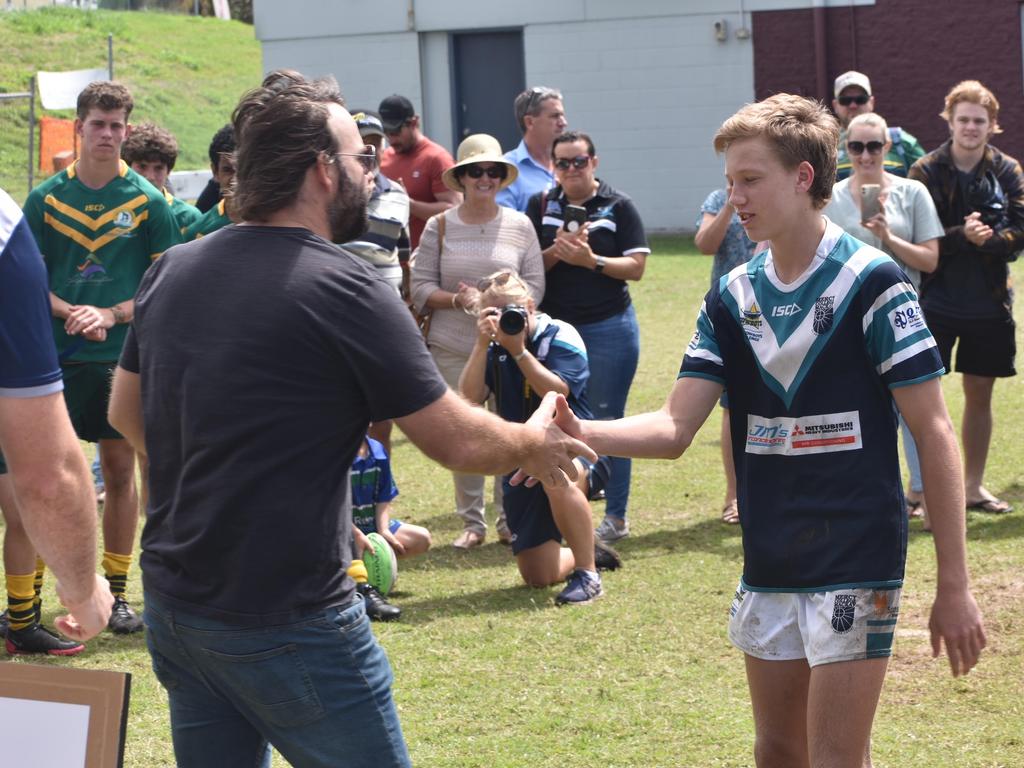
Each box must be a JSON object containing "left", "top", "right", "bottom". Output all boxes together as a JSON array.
[
  {"left": 184, "top": 124, "right": 237, "bottom": 240},
  {"left": 122, "top": 121, "right": 202, "bottom": 236},
  {"left": 22, "top": 81, "right": 181, "bottom": 636}
]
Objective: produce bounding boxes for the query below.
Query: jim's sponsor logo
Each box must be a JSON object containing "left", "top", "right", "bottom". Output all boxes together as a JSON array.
[{"left": 746, "top": 410, "right": 862, "bottom": 455}]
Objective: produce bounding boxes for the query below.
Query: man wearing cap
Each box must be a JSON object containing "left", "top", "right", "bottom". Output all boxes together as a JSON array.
[
  {"left": 346, "top": 110, "right": 410, "bottom": 295},
  {"left": 378, "top": 94, "right": 460, "bottom": 250},
  {"left": 833, "top": 70, "right": 926, "bottom": 182},
  {"left": 496, "top": 86, "right": 568, "bottom": 212}
]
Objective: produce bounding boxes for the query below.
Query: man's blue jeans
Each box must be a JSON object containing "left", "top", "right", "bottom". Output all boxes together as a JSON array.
[
  {"left": 577, "top": 304, "right": 640, "bottom": 521},
  {"left": 144, "top": 590, "right": 411, "bottom": 768}
]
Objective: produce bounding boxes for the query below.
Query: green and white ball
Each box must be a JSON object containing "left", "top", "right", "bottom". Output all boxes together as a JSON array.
[{"left": 364, "top": 532, "right": 398, "bottom": 596}]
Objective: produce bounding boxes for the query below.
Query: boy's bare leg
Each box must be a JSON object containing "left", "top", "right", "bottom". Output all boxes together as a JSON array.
[
  {"left": 516, "top": 540, "right": 573, "bottom": 587},
  {"left": 807, "top": 658, "right": 888, "bottom": 768},
  {"left": 544, "top": 481, "right": 596, "bottom": 572},
  {"left": 1, "top": 474, "right": 36, "bottom": 574},
  {"left": 394, "top": 524, "right": 432, "bottom": 557},
  {"left": 745, "top": 655, "right": 811, "bottom": 768},
  {"left": 99, "top": 439, "right": 138, "bottom": 556}
]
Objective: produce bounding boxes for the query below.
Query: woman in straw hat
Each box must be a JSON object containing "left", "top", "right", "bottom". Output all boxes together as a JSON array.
[{"left": 411, "top": 134, "right": 545, "bottom": 550}]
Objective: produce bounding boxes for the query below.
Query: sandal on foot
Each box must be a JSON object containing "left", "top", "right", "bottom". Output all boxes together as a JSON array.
[
  {"left": 966, "top": 498, "right": 1014, "bottom": 514},
  {"left": 721, "top": 500, "right": 740, "bottom": 525}
]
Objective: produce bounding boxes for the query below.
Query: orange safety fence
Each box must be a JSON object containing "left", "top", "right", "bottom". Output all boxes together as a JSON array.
[{"left": 38, "top": 116, "right": 77, "bottom": 174}]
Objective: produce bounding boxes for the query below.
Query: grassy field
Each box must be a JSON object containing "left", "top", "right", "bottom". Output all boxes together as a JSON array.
[
  {"left": 2, "top": 237, "right": 1022, "bottom": 767},
  {"left": 0, "top": 7, "right": 261, "bottom": 204}
]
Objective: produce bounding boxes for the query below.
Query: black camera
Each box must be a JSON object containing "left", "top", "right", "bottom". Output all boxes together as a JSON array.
[
  {"left": 499, "top": 304, "right": 528, "bottom": 335},
  {"left": 968, "top": 170, "right": 1010, "bottom": 230}
]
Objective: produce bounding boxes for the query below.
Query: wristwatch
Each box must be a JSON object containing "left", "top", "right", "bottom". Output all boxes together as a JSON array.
[{"left": 594, "top": 255, "right": 607, "bottom": 273}]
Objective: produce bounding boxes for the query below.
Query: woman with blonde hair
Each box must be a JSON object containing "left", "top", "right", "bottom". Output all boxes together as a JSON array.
[
  {"left": 411, "top": 134, "right": 544, "bottom": 549},
  {"left": 825, "top": 111, "right": 944, "bottom": 526}
]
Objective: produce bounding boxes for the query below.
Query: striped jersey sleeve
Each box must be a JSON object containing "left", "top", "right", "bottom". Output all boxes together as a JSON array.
[
  {"left": 861, "top": 261, "right": 943, "bottom": 388},
  {"left": 678, "top": 293, "right": 726, "bottom": 384}
]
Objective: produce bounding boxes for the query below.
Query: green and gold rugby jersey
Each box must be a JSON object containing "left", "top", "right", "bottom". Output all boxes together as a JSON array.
[
  {"left": 184, "top": 198, "right": 231, "bottom": 241},
  {"left": 23, "top": 160, "right": 182, "bottom": 362},
  {"left": 164, "top": 189, "right": 202, "bottom": 237}
]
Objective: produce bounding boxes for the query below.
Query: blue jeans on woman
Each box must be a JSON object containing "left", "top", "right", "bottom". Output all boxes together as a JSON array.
[
  {"left": 143, "top": 590, "right": 410, "bottom": 768},
  {"left": 577, "top": 303, "right": 640, "bottom": 521}
]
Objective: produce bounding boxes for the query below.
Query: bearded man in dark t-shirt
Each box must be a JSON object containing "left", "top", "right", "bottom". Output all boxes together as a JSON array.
[{"left": 108, "top": 74, "right": 593, "bottom": 768}]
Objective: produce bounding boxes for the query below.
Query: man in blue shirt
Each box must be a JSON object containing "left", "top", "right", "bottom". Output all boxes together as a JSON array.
[{"left": 496, "top": 86, "right": 567, "bottom": 212}]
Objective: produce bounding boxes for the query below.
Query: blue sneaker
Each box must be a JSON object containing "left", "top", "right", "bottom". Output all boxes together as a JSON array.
[{"left": 555, "top": 570, "right": 603, "bottom": 606}]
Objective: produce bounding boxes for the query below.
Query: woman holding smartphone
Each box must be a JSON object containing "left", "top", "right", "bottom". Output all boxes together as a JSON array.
[
  {"left": 825, "top": 112, "right": 944, "bottom": 526},
  {"left": 411, "top": 134, "right": 544, "bottom": 549},
  {"left": 525, "top": 131, "right": 650, "bottom": 544}
]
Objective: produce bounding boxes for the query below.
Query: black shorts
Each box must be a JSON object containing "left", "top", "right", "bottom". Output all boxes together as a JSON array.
[
  {"left": 501, "top": 477, "right": 562, "bottom": 555},
  {"left": 924, "top": 310, "right": 1016, "bottom": 378},
  {"left": 61, "top": 362, "right": 124, "bottom": 442}
]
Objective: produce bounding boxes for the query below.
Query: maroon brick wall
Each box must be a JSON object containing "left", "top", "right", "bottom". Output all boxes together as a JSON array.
[{"left": 752, "top": 0, "right": 1024, "bottom": 162}]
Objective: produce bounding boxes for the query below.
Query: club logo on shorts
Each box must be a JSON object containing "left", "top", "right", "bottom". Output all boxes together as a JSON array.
[
  {"left": 813, "top": 296, "right": 835, "bottom": 335},
  {"left": 831, "top": 593, "right": 856, "bottom": 633}
]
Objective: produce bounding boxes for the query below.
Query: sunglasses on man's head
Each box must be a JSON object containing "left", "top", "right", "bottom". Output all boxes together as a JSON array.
[
  {"left": 464, "top": 164, "right": 506, "bottom": 179},
  {"left": 554, "top": 155, "right": 590, "bottom": 171},
  {"left": 847, "top": 140, "right": 885, "bottom": 156},
  {"left": 838, "top": 94, "right": 870, "bottom": 107}
]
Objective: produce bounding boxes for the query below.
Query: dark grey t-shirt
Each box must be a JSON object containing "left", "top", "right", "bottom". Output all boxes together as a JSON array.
[{"left": 120, "top": 225, "right": 447, "bottom": 621}]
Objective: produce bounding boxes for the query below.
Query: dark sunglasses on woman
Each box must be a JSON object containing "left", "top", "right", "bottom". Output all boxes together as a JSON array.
[
  {"left": 837, "top": 94, "right": 870, "bottom": 107},
  {"left": 554, "top": 156, "right": 590, "bottom": 171},
  {"left": 464, "top": 165, "right": 506, "bottom": 179},
  {"left": 847, "top": 140, "right": 885, "bottom": 156}
]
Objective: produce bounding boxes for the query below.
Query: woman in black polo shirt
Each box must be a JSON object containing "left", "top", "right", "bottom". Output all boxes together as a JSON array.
[{"left": 525, "top": 131, "right": 650, "bottom": 543}]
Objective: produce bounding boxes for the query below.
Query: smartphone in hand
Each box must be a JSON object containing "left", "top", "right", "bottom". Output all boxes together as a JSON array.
[
  {"left": 860, "top": 184, "right": 881, "bottom": 224},
  {"left": 563, "top": 205, "right": 588, "bottom": 233}
]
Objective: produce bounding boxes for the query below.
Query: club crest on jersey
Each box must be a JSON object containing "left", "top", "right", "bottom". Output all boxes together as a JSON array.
[
  {"left": 114, "top": 210, "right": 134, "bottom": 228},
  {"left": 831, "top": 593, "right": 856, "bottom": 633},
  {"left": 740, "top": 301, "right": 763, "bottom": 342},
  {"left": 813, "top": 295, "right": 835, "bottom": 334}
]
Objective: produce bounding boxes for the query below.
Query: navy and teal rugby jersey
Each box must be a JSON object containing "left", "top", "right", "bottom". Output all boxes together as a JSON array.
[
  {"left": 681, "top": 219, "right": 943, "bottom": 592},
  {"left": 485, "top": 313, "right": 593, "bottom": 424}
]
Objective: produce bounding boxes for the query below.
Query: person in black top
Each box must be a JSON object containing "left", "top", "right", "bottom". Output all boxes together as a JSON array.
[
  {"left": 108, "top": 74, "right": 593, "bottom": 768},
  {"left": 909, "top": 80, "right": 1024, "bottom": 516},
  {"left": 525, "top": 131, "right": 650, "bottom": 544}
]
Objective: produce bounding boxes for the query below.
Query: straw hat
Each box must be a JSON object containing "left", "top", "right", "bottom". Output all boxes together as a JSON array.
[{"left": 441, "top": 133, "right": 518, "bottom": 193}]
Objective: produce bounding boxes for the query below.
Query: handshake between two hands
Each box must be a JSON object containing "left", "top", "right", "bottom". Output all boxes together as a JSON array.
[{"left": 512, "top": 391, "right": 598, "bottom": 489}]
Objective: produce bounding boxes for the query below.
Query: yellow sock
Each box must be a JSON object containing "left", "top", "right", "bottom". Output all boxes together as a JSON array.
[
  {"left": 6, "top": 573, "right": 36, "bottom": 632},
  {"left": 33, "top": 556, "right": 45, "bottom": 610},
  {"left": 347, "top": 559, "right": 368, "bottom": 584},
  {"left": 102, "top": 551, "right": 133, "bottom": 598}
]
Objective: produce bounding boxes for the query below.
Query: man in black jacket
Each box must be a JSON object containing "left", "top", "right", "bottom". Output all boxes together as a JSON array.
[{"left": 909, "top": 80, "right": 1024, "bottom": 516}]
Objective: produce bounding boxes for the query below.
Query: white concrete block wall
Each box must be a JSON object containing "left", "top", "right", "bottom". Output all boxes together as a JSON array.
[
  {"left": 261, "top": 33, "right": 422, "bottom": 122},
  {"left": 525, "top": 15, "right": 754, "bottom": 231}
]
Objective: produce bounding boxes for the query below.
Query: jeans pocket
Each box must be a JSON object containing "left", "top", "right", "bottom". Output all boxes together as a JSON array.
[{"left": 201, "top": 643, "right": 326, "bottom": 728}]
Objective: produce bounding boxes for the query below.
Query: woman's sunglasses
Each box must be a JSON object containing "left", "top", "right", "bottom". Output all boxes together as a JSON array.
[
  {"left": 477, "top": 271, "right": 514, "bottom": 292},
  {"left": 554, "top": 156, "right": 591, "bottom": 171},
  {"left": 463, "top": 165, "right": 506, "bottom": 179},
  {"left": 837, "top": 94, "right": 870, "bottom": 107},
  {"left": 847, "top": 141, "right": 885, "bottom": 156}
]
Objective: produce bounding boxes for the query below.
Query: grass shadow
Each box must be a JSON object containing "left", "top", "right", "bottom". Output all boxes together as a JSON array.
[{"left": 391, "top": 584, "right": 562, "bottom": 626}]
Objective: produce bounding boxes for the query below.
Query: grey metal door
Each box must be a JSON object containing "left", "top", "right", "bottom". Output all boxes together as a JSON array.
[{"left": 451, "top": 30, "right": 524, "bottom": 153}]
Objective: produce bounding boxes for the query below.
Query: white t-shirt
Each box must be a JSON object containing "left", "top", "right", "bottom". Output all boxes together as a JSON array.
[{"left": 824, "top": 175, "right": 944, "bottom": 288}]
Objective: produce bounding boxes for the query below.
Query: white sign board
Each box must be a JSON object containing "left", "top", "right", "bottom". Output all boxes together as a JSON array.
[
  {"left": 0, "top": 697, "right": 90, "bottom": 767},
  {"left": 168, "top": 169, "right": 214, "bottom": 202},
  {"left": 37, "top": 68, "right": 110, "bottom": 111}
]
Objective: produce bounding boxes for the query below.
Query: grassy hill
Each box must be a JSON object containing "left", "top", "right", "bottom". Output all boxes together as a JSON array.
[{"left": 0, "top": 7, "right": 261, "bottom": 204}]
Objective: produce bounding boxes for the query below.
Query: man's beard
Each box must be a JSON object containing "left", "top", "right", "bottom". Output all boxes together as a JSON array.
[{"left": 328, "top": 167, "right": 370, "bottom": 243}]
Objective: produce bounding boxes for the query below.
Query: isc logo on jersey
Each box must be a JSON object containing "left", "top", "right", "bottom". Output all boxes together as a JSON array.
[{"left": 771, "top": 303, "right": 801, "bottom": 317}]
